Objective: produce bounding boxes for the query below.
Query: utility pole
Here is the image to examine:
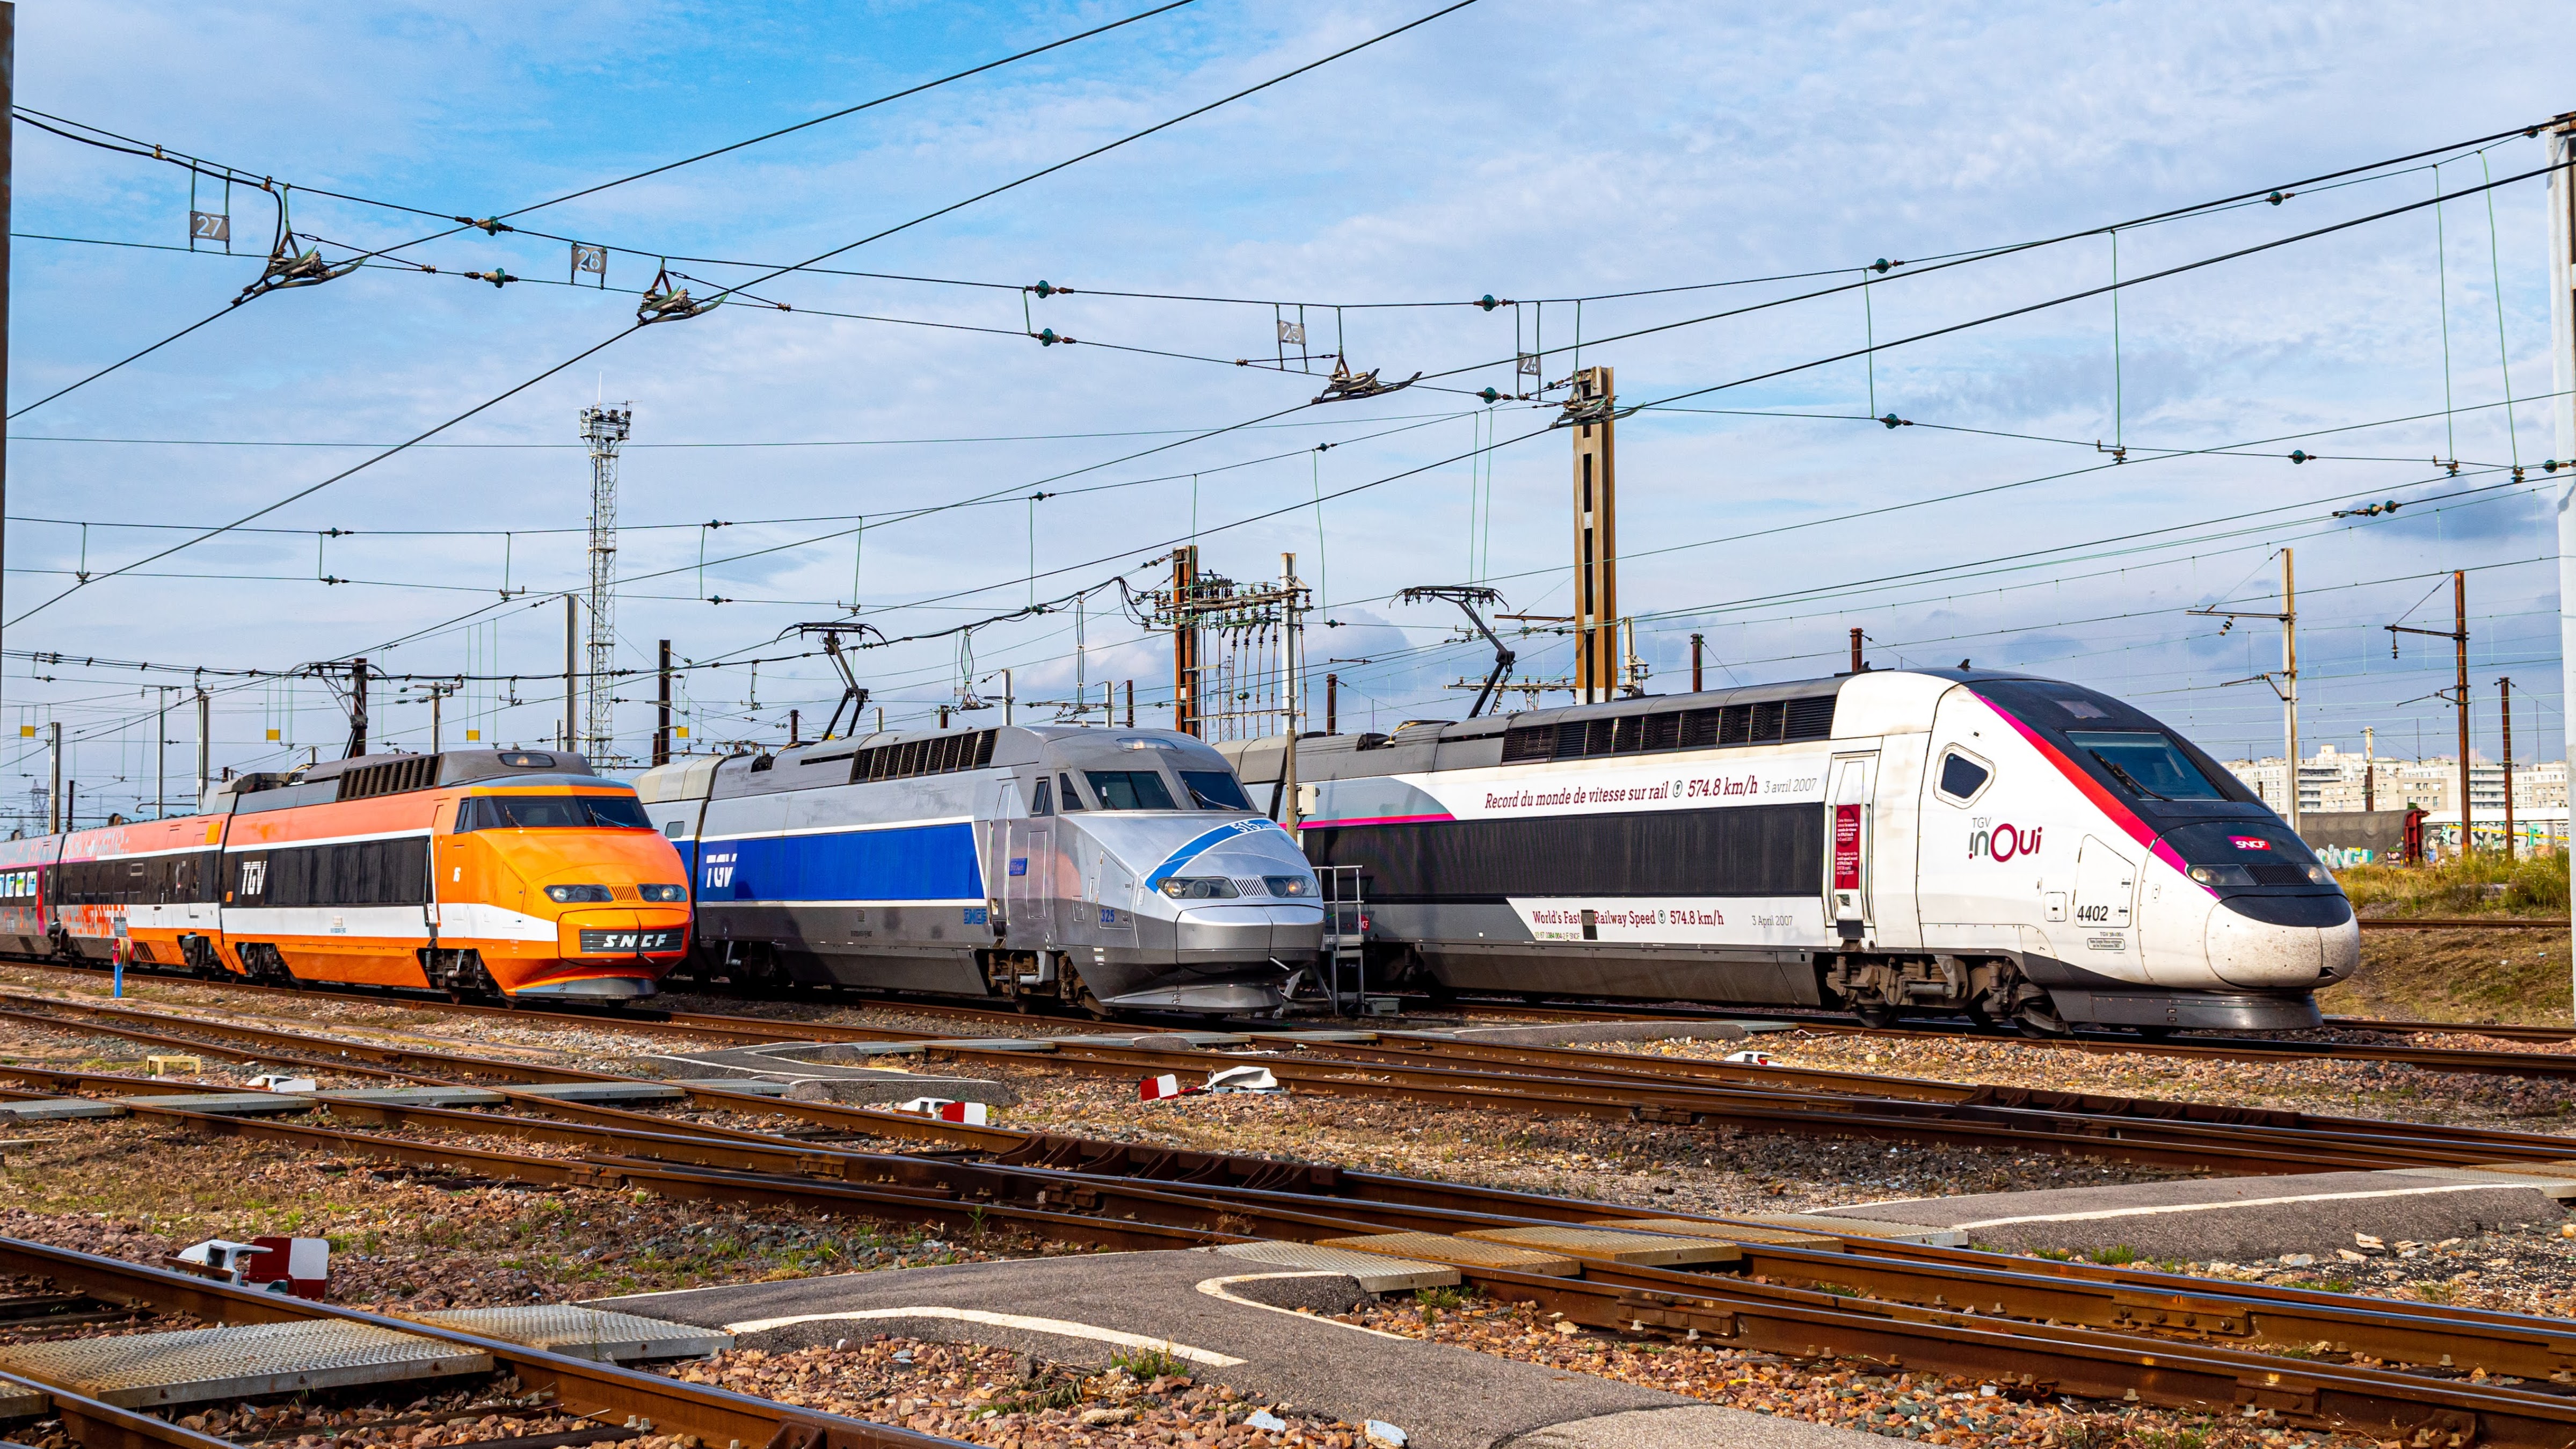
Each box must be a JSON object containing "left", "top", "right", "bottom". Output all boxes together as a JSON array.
[
  {"left": 1690, "top": 634, "right": 1704, "bottom": 693},
  {"left": 1123, "top": 679, "right": 1134, "bottom": 728},
  {"left": 653, "top": 639, "right": 672, "bottom": 766},
  {"left": 1280, "top": 552, "right": 1305, "bottom": 829},
  {"left": 45, "top": 720, "right": 58, "bottom": 834},
  {"left": 2363, "top": 725, "right": 2376, "bottom": 813},
  {"left": 1568, "top": 367, "right": 1618, "bottom": 704},
  {"left": 194, "top": 689, "right": 209, "bottom": 808},
  {"left": 2547, "top": 110, "right": 2575, "bottom": 1012},
  {"left": 2191, "top": 549, "right": 2301, "bottom": 833},
  {"left": 344, "top": 658, "right": 369, "bottom": 759},
  {"left": 2387, "top": 570, "right": 2470, "bottom": 857},
  {"left": 790, "top": 708, "right": 802, "bottom": 746},
  {"left": 155, "top": 688, "right": 168, "bottom": 819},
  {"left": 562, "top": 594, "right": 577, "bottom": 754},
  {"left": 2499, "top": 675, "right": 2516, "bottom": 859},
  {"left": 579, "top": 404, "right": 630, "bottom": 762},
  {"left": 1325, "top": 674, "right": 1338, "bottom": 735},
  {"left": 1849, "top": 627, "right": 1864, "bottom": 674},
  {"left": 0, "top": 7, "right": 16, "bottom": 742},
  {"left": 1170, "top": 547, "right": 1202, "bottom": 736}
]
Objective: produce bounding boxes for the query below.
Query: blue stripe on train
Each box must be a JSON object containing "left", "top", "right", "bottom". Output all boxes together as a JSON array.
[{"left": 697, "top": 822, "right": 984, "bottom": 903}]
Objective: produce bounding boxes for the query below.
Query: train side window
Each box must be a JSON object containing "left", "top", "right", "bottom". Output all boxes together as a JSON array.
[
  {"left": 1031, "top": 777, "right": 1054, "bottom": 816},
  {"left": 1057, "top": 774, "right": 1087, "bottom": 811},
  {"left": 1937, "top": 749, "right": 1993, "bottom": 806}
]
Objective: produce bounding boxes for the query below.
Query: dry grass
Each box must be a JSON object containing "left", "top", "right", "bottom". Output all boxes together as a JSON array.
[{"left": 2339, "top": 851, "right": 2568, "bottom": 918}]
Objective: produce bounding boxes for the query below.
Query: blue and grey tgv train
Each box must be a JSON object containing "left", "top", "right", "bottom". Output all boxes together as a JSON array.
[{"left": 630, "top": 725, "right": 1322, "bottom": 1015}]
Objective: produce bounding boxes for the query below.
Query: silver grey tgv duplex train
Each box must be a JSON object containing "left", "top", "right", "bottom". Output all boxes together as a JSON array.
[
  {"left": 631, "top": 725, "right": 1322, "bottom": 1015},
  {"left": 1225, "top": 668, "right": 2357, "bottom": 1035}
]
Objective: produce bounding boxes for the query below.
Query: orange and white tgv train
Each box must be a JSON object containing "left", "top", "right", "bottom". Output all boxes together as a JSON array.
[{"left": 6, "top": 749, "right": 689, "bottom": 1000}]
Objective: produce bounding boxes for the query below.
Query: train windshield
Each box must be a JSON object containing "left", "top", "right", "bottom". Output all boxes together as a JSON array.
[
  {"left": 1084, "top": 770, "right": 1178, "bottom": 810},
  {"left": 456, "top": 793, "right": 654, "bottom": 831},
  {"left": 2063, "top": 731, "right": 2230, "bottom": 802},
  {"left": 1179, "top": 770, "right": 1254, "bottom": 812}
]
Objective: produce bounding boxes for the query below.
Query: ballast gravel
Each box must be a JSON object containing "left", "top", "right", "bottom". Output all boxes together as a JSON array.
[{"left": 672, "top": 1338, "right": 1372, "bottom": 1447}]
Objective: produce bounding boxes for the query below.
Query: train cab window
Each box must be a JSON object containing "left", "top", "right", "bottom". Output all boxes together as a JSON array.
[
  {"left": 1031, "top": 778, "right": 1054, "bottom": 816},
  {"left": 1180, "top": 770, "right": 1254, "bottom": 813},
  {"left": 661, "top": 819, "right": 689, "bottom": 839},
  {"left": 457, "top": 795, "right": 653, "bottom": 831},
  {"left": 1057, "top": 774, "right": 1088, "bottom": 811},
  {"left": 2065, "top": 731, "right": 2228, "bottom": 801},
  {"left": 1935, "top": 751, "right": 1992, "bottom": 805},
  {"left": 1084, "top": 770, "right": 1177, "bottom": 811}
]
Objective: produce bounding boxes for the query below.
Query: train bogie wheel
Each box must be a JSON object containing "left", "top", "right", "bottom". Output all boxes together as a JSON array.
[{"left": 1852, "top": 1003, "right": 1901, "bottom": 1030}]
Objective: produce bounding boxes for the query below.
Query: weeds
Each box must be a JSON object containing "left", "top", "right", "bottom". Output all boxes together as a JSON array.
[
  {"left": 2032, "top": 1247, "right": 2075, "bottom": 1262},
  {"left": 1414, "top": 1286, "right": 1467, "bottom": 1312},
  {"left": 2340, "top": 852, "right": 2568, "bottom": 918},
  {"left": 1109, "top": 1343, "right": 1188, "bottom": 1380},
  {"left": 2411, "top": 1280, "right": 2457, "bottom": 1305},
  {"left": 2088, "top": 1244, "right": 2138, "bottom": 1266}
]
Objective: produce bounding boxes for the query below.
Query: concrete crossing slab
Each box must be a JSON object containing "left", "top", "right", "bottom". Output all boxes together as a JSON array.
[
  {"left": 586, "top": 1249, "right": 1860, "bottom": 1449},
  {"left": 1815, "top": 1170, "right": 2574, "bottom": 1259}
]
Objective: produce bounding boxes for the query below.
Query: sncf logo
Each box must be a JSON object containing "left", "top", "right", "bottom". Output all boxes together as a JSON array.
[{"left": 1968, "top": 819, "right": 2043, "bottom": 862}]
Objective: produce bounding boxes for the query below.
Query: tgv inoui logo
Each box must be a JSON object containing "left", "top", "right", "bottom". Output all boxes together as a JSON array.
[{"left": 1967, "top": 819, "right": 2042, "bottom": 862}]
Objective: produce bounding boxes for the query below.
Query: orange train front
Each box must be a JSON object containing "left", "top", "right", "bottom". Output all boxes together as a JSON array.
[{"left": 25, "top": 749, "right": 688, "bottom": 1000}]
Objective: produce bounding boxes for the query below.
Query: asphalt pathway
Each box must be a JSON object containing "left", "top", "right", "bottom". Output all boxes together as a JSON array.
[{"left": 593, "top": 1249, "right": 1871, "bottom": 1448}]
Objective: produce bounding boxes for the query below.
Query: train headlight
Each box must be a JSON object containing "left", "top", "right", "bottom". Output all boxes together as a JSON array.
[
  {"left": 639, "top": 884, "right": 687, "bottom": 902},
  {"left": 2304, "top": 863, "right": 2333, "bottom": 885},
  {"left": 1264, "top": 875, "right": 1315, "bottom": 897},
  {"left": 544, "top": 884, "right": 614, "bottom": 904},
  {"left": 1158, "top": 877, "right": 1239, "bottom": 899},
  {"left": 2186, "top": 864, "right": 2255, "bottom": 890}
]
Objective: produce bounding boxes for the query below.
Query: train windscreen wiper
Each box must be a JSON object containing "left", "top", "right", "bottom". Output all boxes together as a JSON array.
[{"left": 2091, "top": 756, "right": 2169, "bottom": 801}]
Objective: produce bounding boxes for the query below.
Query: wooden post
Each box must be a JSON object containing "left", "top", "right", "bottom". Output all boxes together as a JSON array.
[
  {"left": 1690, "top": 634, "right": 1704, "bottom": 693},
  {"left": 1325, "top": 674, "right": 1338, "bottom": 734},
  {"left": 1849, "top": 627, "right": 1864, "bottom": 674}
]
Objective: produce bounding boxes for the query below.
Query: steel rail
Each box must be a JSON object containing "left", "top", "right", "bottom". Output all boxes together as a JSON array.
[
  {"left": 0, "top": 992, "right": 2464, "bottom": 1174},
  {"left": 20, "top": 1026, "right": 2576, "bottom": 1442},
  {"left": 10, "top": 989, "right": 2572, "bottom": 1179},
  {"left": 0, "top": 1237, "right": 962, "bottom": 1449},
  {"left": 0, "top": 1364, "right": 241, "bottom": 1449},
  {"left": 74, "top": 1081, "right": 2576, "bottom": 1396},
  {"left": 19, "top": 1038, "right": 2572, "bottom": 1400},
  {"left": 110, "top": 1093, "right": 2576, "bottom": 1443}
]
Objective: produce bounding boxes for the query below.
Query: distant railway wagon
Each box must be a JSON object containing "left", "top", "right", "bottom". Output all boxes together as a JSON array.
[
  {"left": 2, "top": 749, "right": 689, "bottom": 1000},
  {"left": 1225, "top": 667, "right": 2356, "bottom": 1035},
  {"left": 636, "top": 724, "right": 1320, "bottom": 1015}
]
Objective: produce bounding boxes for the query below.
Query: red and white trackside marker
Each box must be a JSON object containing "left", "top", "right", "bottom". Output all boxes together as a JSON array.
[
  {"left": 1722, "top": 1050, "right": 1776, "bottom": 1066},
  {"left": 1139, "top": 1074, "right": 1202, "bottom": 1101},
  {"left": 894, "top": 1097, "right": 988, "bottom": 1126}
]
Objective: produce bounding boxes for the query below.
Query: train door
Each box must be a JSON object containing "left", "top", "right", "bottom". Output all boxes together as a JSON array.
[
  {"left": 1825, "top": 753, "right": 1878, "bottom": 941},
  {"left": 1005, "top": 776, "right": 1056, "bottom": 949},
  {"left": 426, "top": 799, "right": 458, "bottom": 979},
  {"left": 2071, "top": 835, "right": 2140, "bottom": 964}
]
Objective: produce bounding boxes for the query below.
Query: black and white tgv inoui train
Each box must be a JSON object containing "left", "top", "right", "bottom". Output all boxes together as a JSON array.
[
  {"left": 1222, "top": 669, "right": 2357, "bottom": 1035},
  {"left": 632, "top": 726, "right": 1322, "bottom": 1016}
]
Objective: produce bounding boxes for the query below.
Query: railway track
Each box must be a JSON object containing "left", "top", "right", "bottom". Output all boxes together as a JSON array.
[
  {"left": 0, "top": 1016, "right": 2572, "bottom": 1445},
  {"left": 13, "top": 979, "right": 2576, "bottom": 1178}
]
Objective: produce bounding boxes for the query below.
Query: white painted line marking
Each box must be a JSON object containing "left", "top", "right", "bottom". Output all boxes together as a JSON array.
[
  {"left": 1194, "top": 1273, "right": 1413, "bottom": 1342},
  {"left": 719, "top": 1307, "right": 1247, "bottom": 1366},
  {"left": 1954, "top": 1181, "right": 2540, "bottom": 1229}
]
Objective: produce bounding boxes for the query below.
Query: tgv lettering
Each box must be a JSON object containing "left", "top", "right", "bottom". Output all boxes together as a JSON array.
[{"left": 1968, "top": 822, "right": 2042, "bottom": 862}]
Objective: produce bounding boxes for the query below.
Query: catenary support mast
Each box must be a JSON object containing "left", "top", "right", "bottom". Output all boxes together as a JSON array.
[{"left": 579, "top": 405, "right": 631, "bottom": 762}]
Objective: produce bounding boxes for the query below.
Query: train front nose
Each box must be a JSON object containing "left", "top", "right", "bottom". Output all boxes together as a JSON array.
[
  {"left": 1174, "top": 901, "right": 1325, "bottom": 963},
  {"left": 2202, "top": 891, "right": 2359, "bottom": 989}
]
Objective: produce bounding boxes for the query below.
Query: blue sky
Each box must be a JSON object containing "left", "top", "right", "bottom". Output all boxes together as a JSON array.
[{"left": 5, "top": 0, "right": 2571, "bottom": 819}]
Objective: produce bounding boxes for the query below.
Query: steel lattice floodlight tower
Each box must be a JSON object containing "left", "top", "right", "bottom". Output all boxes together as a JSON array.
[{"left": 579, "top": 403, "right": 632, "bottom": 762}]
